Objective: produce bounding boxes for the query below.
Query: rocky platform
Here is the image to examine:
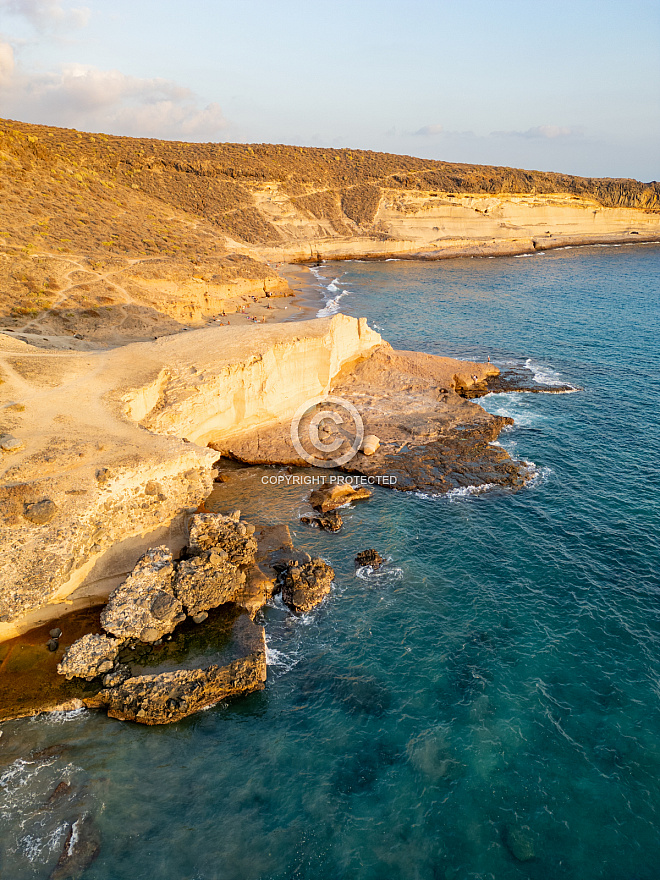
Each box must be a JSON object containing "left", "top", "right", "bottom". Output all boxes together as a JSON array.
[{"left": 225, "top": 346, "right": 527, "bottom": 494}]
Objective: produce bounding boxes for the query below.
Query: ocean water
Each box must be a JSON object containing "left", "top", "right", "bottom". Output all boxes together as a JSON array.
[{"left": 2, "top": 245, "right": 660, "bottom": 879}]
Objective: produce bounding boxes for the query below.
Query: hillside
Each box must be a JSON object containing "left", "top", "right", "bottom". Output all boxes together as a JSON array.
[{"left": 1, "top": 117, "right": 659, "bottom": 341}]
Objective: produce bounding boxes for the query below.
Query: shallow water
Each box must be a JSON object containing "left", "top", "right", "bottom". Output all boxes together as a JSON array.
[{"left": 2, "top": 245, "right": 660, "bottom": 878}]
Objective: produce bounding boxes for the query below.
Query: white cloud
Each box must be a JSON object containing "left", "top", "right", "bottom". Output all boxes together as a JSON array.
[
  {"left": 492, "top": 124, "right": 575, "bottom": 140},
  {"left": 414, "top": 123, "right": 444, "bottom": 137},
  {"left": 0, "top": 59, "right": 229, "bottom": 140},
  {"left": 0, "top": 0, "right": 90, "bottom": 29},
  {"left": 0, "top": 41, "right": 14, "bottom": 87}
]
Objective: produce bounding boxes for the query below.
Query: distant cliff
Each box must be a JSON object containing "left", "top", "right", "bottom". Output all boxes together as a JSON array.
[{"left": 1, "top": 117, "right": 659, "bottom": 322}]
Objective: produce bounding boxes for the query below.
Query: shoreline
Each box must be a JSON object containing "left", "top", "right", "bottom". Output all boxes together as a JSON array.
[{"left": 274, "top": 231, "right": 660, "bottom": 267}]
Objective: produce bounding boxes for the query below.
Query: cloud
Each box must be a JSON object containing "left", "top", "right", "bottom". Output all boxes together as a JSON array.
[
  {"left": 492, "top": 124, "right": 575, "bottom": 140},
  {"left": 414, "top": 123, "right": 444, "bottom": 137},
  {"left": 0, "top": 41, "right": 14, "bottom": 87},
  {"left": 0, "top": 59, "right": 229, "bottom": 140},
  {"left": 0, "top": 0, "right": 90, "bottom": 29}
]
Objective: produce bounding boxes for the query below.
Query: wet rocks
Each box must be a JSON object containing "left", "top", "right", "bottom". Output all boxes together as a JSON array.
[
  {"left": 98, "top": 614, "right": 267, "bottom": 724},
  {"left": 50, "top": 813, "right": 101, "bottom": 880},
  {"left": 309, "top": 483, "right": 372, "bottom": 513},
  {"left": 300, "top": 509, "right": 343, "bottom": 531},
  {"left": 188, "top": 510, "right": 257, "bottom": 565},
  {"left": 355, "top": 549, "right": 385, "bottom": 570},
  {"left": 57, "top": 633, "right": 122, "bottom": 681},
  {"left": 174, "top": 550, "right": 245, "bottom": 617},
  {"left": 279, "top": 558, "right": 334, "bottom": 614},
  {"left": 100, "top": 546, "right": 185, "bottom": 643}
]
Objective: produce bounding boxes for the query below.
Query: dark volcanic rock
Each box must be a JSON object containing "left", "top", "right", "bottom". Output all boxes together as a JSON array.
[
  {"left": 355, "top": 549, "right": 385, "bottom": 569},
  {"left": 300, "top": 509, "right": 343, "bottom": 531},
  {"left": 100, "top": 546, "right": 185, "bottom": 643},
  {"left": 50, "top": 813, "right": 101, "bottom": 880},
  {"left": 97, "top": 614, "right": 266, "bottom": 724},
  {"left": 279, "top": 559, "right": 334, "bottom": 614}
]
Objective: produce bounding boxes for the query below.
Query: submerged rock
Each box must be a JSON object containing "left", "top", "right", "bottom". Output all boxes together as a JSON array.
[
  {"left": 504, "top": 824, "right": 536, "bottom": 862},
  {"left": 279, "top": 559, "right": 334, "bottom": 614},
  {"left": 98, "top": 614, "right": 267, "bottom": 724},
  {"left": 100, "top": 546, "right": 185, "bottom": 643},
  {"left": 355, "top": 548, "right": 385, "bottom": 569},
  {"left": 57, "top": 633, "right": 122, "bottom": 681},
  {"left": 309, "top": 483, "right": 372, "bottom": 513},
  {"left": 49, "top": 813, "right": 101, "bottom": 880}
]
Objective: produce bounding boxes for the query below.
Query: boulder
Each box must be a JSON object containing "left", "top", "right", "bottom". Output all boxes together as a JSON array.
[
  {"left": 361, "top": 434, "right": 380, "bottom": 455},
  {"left": 300, "top": 509, "right": 343, "bottom": 531},
  {"left": 309, "top": 482, "right": 371, "bottom": 513},
  {"left": 279, "top": 559, "right": 334, "bottom": 614},
  {"left": 355, "top": 548, "right": 385, "bottom": 570},
  {"left": 100, "top": 546, "right": 185, "bottom": 643},
  {"left": 174, "top": 550, "right": 245, "bottom": 616},
  {"left": 188, "top": 511, "right": 257, "bottom": 565},
  {"left": 57, "top": 633, "right": 122, "bottom": 681},
  {"left": 98, "top": 614, "right": 267, "bottom": 724},
  {"left": 24, "top": 499, "right": 58, "bottom": 525},
  {"left": 0, "top": 433, "right": 24, "bottom": 453}
]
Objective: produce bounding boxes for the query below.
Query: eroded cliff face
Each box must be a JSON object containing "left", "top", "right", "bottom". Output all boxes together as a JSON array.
[
  {"left": 0, "top": 315, "right": 381, "bottom": 640},
  {"left": 1, "top": 118, "right": 659, "bottom": 340}
]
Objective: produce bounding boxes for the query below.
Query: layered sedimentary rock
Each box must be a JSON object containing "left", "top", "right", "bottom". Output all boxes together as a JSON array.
[
  {"left": 225, "top": 346, "right": 524, "bottom": 494},
  {"left": 0, "top": 315, "right": 381, "bottom": 640}
]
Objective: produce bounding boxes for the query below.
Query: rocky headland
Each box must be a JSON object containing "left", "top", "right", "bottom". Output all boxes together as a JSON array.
[{"left": 0, "top": 117, "right": 626, "bottom": 724}]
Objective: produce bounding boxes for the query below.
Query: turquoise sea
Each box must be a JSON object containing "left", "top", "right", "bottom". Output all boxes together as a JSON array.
[{"left": 2, "top": 245, "right": 660, "bottom": 879}]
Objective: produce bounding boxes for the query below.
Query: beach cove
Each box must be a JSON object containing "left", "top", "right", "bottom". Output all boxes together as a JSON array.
[{"left": 0, "top": 242, "right": 658, "bottom": 877}]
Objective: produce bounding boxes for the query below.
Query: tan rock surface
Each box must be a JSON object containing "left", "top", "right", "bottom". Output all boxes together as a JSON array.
[{"left": 0, "top": 315, "right": 382, "bottom": 640}]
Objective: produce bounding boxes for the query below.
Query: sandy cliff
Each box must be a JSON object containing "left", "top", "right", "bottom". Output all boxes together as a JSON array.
[
  {"left": 1, "top": 119, "right": 659, "bottom": 340},
  {"left": 0, "top": 314, "right": 381, "bottom": 640}
]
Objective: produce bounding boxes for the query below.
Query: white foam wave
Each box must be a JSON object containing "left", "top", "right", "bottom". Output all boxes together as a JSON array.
[
  {"left": 265, "top": 643, "right": 303, "bottom": 674},
  {"left": 355, "top": 562, "right": 404, "bottom": 582},
  {"left": 316, "top": 289, "right": 349, "bottom": 317},
  {"left": 524, "top": 358, "right": 574, "bottom": 388}
]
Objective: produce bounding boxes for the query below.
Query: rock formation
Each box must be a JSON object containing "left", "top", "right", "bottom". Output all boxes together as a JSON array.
[
  {"left": 355, "top": 549, "right": 385, "bottom": 570},
  {"left": 97, "top": 614, "right": 267, "bottom": 725},
  {"left": 309, "top": 483, "right": 373, "bottom": 513},
  {"left": 100, "top": 547, "right": 185, "bottom": 643},
  {"left": 0, "top": 314, "right": 381, "bottom": 640},
  {"left": 57, "top": 633, "right": 122, "bottom": 681},
  {"left": 278, "top": 559, "right": 335, "bottom": 615}
]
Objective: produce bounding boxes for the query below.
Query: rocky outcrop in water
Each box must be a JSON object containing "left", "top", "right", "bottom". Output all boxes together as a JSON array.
[
  {"left": 278, "top": 559, "right": 335, "bottom": 615},
  {"left": 300, "top": 509, "right": 343, "bottom": 531},
  {"left": 355, "top": 549, "right": 385, "bottom": 570},
  {"left": 49, "top": 813, "right": 101, "bottom": 880},
  {"left": 57, "top": 633, "right": 122, "bottom": 681},
  {"left": 309, "top": 483, "right": 372, "bottom": 513},
  {"left": 100, "top": 547, "right": 185, "bottom": 644},
  {"left": 98, "top": 614, "right": 267, "bottom": 724}
]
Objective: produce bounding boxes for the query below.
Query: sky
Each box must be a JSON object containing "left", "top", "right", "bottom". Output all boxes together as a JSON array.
[{"left": 0, "top": 0, "right": 658, "bottom": 180}]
